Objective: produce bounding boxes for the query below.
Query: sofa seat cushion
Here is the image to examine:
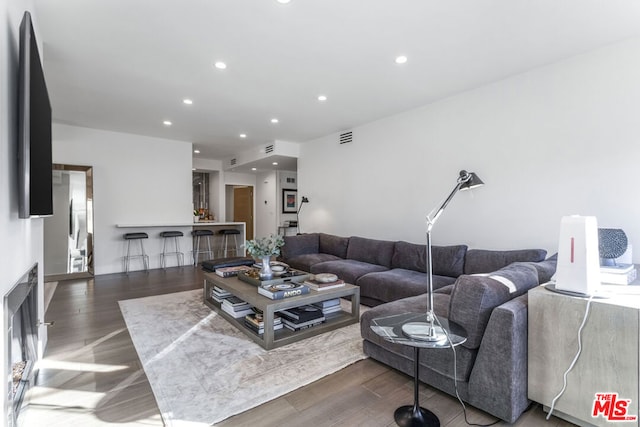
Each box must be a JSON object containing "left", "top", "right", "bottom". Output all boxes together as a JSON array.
[
  {"left": 356, "top": 269, "right": 456, "bottom": 304},
  {"left": 310, "top": 259, "right": 388, "bottom": 285},
  {"left": 286, "top": 253, "right": 342, "bottom": 273},
  {"left": 391, "top": 241, "right": 467, "bottom": 277},
  {"left": 360, "top": 294, "right": 476, "bottom": 381},
  {"left": 463, "top": 249, "right": 547, "bottom": 274},
  {"left": 346, "top": 236, "right": 396, "bottom": 268}
]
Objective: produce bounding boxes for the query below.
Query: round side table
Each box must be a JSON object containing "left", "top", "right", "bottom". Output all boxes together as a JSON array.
[{"left": 370, "top": 312, "right": 467, "bottom": 427}]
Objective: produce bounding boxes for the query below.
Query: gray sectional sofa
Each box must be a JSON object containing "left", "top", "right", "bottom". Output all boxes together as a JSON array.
[{"left": 280, "top": 232, "right": 557, "bottom": 423}]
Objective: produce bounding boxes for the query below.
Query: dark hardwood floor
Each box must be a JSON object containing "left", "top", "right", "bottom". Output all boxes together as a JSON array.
[{"left": 19, "top": 267, "right": 572, "bottom": 426}]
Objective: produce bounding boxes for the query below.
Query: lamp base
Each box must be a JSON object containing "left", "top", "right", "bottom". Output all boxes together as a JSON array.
[
  {"left": 394, "top": 405, "right": 440, "bottom": 427},
  {"left": 401, "top": 322, "right": 448, "bottom": 343}
]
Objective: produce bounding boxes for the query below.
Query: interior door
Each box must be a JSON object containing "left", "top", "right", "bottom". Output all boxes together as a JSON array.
[{"left": 234, "top": 186, "right": 254, "bottom": 240}]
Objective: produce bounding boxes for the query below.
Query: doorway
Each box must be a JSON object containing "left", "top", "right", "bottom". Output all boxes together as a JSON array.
[
  {"left": 233, "top": 186, "right": 254, "bottom": 240},
  {"left": 43, "top": 164, "right": 94, "bottom": 280}
]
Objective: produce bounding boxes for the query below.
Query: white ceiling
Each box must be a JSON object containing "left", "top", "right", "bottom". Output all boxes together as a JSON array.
[{"left": 32, "top": 1, "right": 640, "bottom": 169}]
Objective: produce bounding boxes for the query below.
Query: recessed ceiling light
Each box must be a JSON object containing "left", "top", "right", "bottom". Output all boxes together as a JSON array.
[
  {"left": 276, "top": 0, "right": 291, "bottom": 4},
  {"left": 395, "top": 55, "right": 408, "bottom": 64},
  {"left": 272, "top": 162, "right": 278, "bottom": 166},
  {"left": 251, "top": 167, "right": 257, "bottom": 171},
  {"left": 214, "top": 61, "right": 227, "bottom": 70},
  {"left": 271, "top": 118, "right": 279, "bottom": 124},
  {"left": 317, "top": 95, "right": 327, "bottom": 102},
  {"left": 163, "top": 120, "right": 172, "bottom": 126},
  {"left": 194, "top": 149, "right": 200, "bottom": 154},
  {"left": 183, "top": 99, "right": 193, "bottom": 105},
  {"left": 239, "top": 134, "right": 247, "bottom": 138}
]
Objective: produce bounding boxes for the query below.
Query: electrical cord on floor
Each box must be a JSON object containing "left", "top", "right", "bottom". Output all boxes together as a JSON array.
[
  {"left": 435, "top": 315, "right": 500, "bottom": 427},
  {"left": 546, "top": 293, "right": 595, "bottom": 420}
]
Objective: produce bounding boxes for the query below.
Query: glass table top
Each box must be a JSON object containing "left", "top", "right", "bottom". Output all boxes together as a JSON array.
[{"left": 371, "top": 312, "right": 467, "bottom": 349}]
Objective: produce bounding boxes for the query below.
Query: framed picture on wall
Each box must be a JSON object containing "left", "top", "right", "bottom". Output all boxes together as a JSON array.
[{"left": 282, "top": 189, "right": 297, "bottom": 213}]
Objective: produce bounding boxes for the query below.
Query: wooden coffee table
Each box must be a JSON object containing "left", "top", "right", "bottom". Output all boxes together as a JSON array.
[{"left": 203, "top": 272, "right": 360, "bottom": 350}]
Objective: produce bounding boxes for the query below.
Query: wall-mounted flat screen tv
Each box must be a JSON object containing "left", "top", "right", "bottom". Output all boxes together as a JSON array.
[{"left": 18, "top": 11, "right": 53, "bottom": 218}]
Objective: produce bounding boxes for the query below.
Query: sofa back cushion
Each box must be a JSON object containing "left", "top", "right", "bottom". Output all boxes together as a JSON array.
[
  {"left": 280, "top": 233, "right": 319, "bottom": 260},
  {"left": 391, "top": 241, "right": 467, "bottom": 277},
  {"left": 510, "top": 255, "right": 557, "bottom": 285},
  {"left": 449, "top": 263, "right": 539, "bottom": 349},
  {"left": 346, "top": 236, "right": 395, "bottom": 268},
  {"left": 482, "top": 262, "right": 540, "bottom": 298},
  {"left": 463, "top": 248, "right": 546, "bottom": 274},
  {"left": 319, "top": 233, "right": 349, "bottom": 258}
]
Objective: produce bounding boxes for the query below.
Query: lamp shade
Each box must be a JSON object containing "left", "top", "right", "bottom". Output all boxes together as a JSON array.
[{"left": 458, "top": 170, "right": 484, "bottom": 190}]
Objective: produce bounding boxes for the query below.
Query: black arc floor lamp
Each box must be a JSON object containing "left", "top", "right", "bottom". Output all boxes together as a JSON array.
[
  {"left": 296, "top": 196, "right": 309, "bottom": 234},
  {"left": 402, "top": 170, "right": 485, "bottom": 342}
]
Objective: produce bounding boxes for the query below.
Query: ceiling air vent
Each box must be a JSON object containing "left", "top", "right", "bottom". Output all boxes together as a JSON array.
[
  {"left": 265, "top": 144, "right": 275, "bottom": 154},
  {"left": 229, "top": 158, "right": 237, "bottom": 166},
  {"left": 339, "top": 131, "right": 353, "bottom": 145}
]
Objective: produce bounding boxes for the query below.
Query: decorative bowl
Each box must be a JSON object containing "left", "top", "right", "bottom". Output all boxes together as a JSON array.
[{"left": 315, "top": 273, "right": 338, "bottom": 283}]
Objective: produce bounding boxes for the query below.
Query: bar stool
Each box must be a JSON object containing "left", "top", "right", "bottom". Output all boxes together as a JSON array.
[
  {"left": 123, "top": 232, "right": 149, "bottom": 273},
  {"left": 160, "top": 231, "right": 184, "bottom": 268},
  {"left": 192, "top": 229, "right": 214, "bottom": 265},
  {"left": 218, "top": 229, "right": 241, "bottom": 257}
]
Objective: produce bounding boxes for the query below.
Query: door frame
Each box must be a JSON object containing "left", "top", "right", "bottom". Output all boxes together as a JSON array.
[{"left": 44, "top": 164, "right": 94, "bottom": 281}]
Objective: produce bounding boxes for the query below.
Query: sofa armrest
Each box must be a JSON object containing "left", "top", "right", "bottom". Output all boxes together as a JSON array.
[{"left": 467, "top": 294, "right": 530, "bottom": 423}]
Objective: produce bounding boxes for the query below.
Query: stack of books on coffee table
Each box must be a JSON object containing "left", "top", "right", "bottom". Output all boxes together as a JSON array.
[
  {"left": 244, "top": 312, "right": 283, "bottom": 336},
  {"left": 210, "top": 285, "right": 232, "bottom": 303},
  {"left": 278, "top": 305, "right": 325, "bottom": 331},
  {"left": 221, "top": 296, "right": 254, "bottom": 318},
  {"left": 312, "top": 298, "right": 342, "bottom": 316}
]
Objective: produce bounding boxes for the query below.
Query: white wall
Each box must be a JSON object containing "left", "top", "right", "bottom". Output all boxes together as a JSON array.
[
  {"left": 299, "top": 36, "right": 640, "bottom": 262},
  {"left": 255, "top": 171, "right": 277, "bottom": 237},
  {"left": 52, "top": 124, "right": 193, "bottom": 274},
  {"left": 43, "top": 172, "right": 70, "bottom": 275},
  {"left": 0, "top": 1, "right": 46, "bottom": 423}
]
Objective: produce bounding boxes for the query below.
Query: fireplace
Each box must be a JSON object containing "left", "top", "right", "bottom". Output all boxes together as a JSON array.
[{"left": 4, "top": 264, "right": 38, "bottom": 427}]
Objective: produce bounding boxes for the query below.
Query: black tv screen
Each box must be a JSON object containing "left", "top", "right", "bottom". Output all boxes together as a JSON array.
[{"left": 18, "top": 11, "right": 53, "bottom": 218}]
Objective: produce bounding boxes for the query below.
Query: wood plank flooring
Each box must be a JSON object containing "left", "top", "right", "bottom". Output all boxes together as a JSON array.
[{"left": 19, "top": 267, "right": 573, "bottom": 426}]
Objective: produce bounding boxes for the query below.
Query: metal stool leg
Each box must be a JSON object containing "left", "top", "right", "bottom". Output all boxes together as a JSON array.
[
  {"left": 125, "top": 240, "right": 132, "bottom": 273},
  {"left": 161, "top": 237, "right": 167, "bottom": 269},
  {"left": 175, "top": 236, "right": 184, "bottom": 266},
  {"left": 161, "top": 235, "right": 183, "bottom": 268},
  {"left": 139, "top": 239, "right": 149, "bottom": 271},
  {"left": 232, "top": 234, "right": 238, "bottom": 256},
  {"left": 206, "top": 235, "right": 212, "bottom": 260},
  {"left": 193, "top": 235, "right": 199, "bottom": 265}
]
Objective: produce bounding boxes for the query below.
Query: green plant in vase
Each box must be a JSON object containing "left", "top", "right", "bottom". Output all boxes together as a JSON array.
[{"left": 245, "top": 234, "right": 285, "bottom": 280}]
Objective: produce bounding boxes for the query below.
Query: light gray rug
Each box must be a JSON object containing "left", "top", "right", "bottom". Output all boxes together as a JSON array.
[{"left": 119, "top": 289, "right": 367, "bottom": 426}]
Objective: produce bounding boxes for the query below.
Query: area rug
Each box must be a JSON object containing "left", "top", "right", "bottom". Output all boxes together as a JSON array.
[{"left": 119, "top": 289, "right": 367, "bottom": 426}]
